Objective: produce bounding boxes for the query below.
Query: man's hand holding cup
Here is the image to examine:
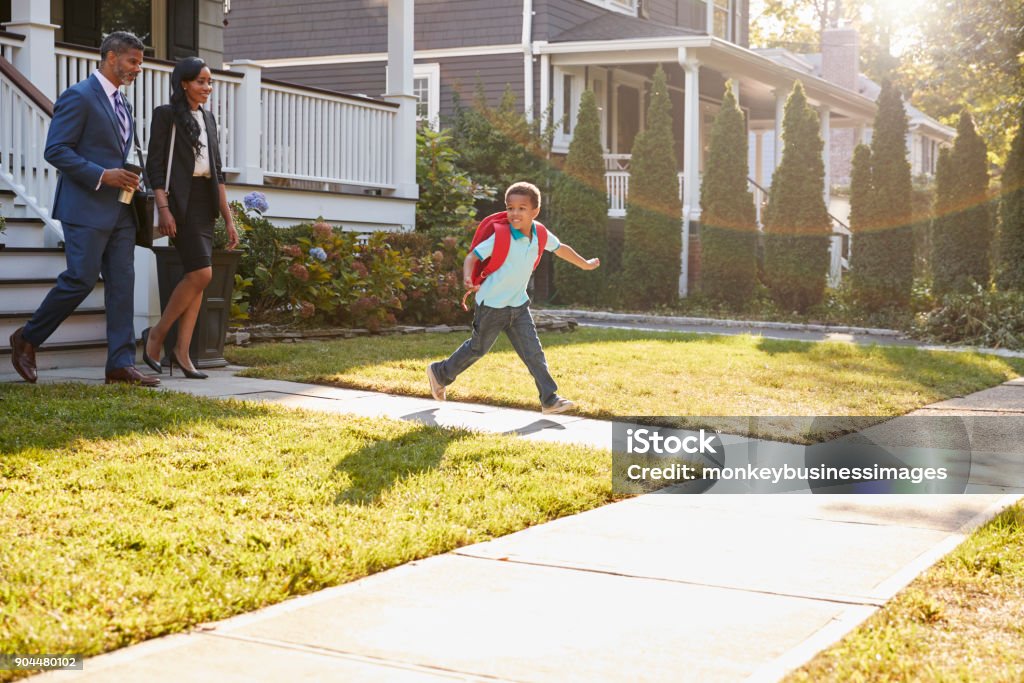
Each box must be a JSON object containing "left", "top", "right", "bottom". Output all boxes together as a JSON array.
[{"left": 104, "top": 164, "right": 142, "bottom": 202}]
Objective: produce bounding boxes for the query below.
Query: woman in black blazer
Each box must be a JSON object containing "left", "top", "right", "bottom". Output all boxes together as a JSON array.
[{"left": 143, "top": 57, "right": 238, "bottom": 379}]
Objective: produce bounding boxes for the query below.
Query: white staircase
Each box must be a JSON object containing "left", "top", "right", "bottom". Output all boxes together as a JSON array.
[{"left": 0, "top": 188, "right": 109, "bottom": 370}]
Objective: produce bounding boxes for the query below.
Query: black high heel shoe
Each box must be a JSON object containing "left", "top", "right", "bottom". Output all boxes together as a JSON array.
[
  {"left": 141, "top": 327, "right": 162, "bottom": 375},
  {"left": 168, "top": 350, "right": 208, "bottom": 379}
]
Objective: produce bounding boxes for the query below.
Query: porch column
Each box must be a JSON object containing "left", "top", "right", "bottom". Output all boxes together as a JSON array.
[
  {"left": 522, "top": 0, "right": 534, "bottom": 122},
  {"left": 5, "top": 0, "right": 57, "bottom": 101},
  {"left": 384, "top": 0, "right": 418, "bottom": 201},
  {"left": 754, "top": 131, "right": 764, "bottom": 186},
  {"left": 772, "top": 87, "right": 786, "bottom": 184},
  {"left": 539, "top": 52, "right": 550, "bottom": 136},
  {"left": 224, "top": 60, "right": 264, "bottom": 186},
  {"left": 679, "top": 50, "right": 701, "bottom": 298},
  {"left": 819, "top": 105, "right": 831, "bottom": 206}
]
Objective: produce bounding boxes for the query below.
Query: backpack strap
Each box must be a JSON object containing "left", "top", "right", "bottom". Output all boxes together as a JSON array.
[
  {"left": 533, "top": 222, "right": 548, "bottom": 270},
  {"left": 481, "top": 221, "right": 511, "bottom": 279}
]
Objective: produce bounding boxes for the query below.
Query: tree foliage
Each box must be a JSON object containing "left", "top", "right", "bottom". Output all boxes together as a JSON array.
[
  {"left": 621, "top": 66, "right": 682, "bottom": 307},
  {"left": 448, "top": 83, "right": 551, "bottom": 216},
  {"left": 762, "top": 82, "right": 831, "bottom": 312},
  {"left": 550, "top": 90, "right": 607, "bottom": 305},
  {"left": 751, "top": 0, "right": 1023, "bottom": 165},
  {"left": 850, "top": 81, "right": 914, "bottom": 309},
  {"left": 997, "top": 115, "right": 1024, "bottom": 290},
  {"left": 699, "top": 84, "right": 758, "bottom": 306},
  {"left": 907, "top": 0, "right": 1024, "bottom": 166},
  {"left": 415, "top": 126, "right": 478, "bottom": 234},
  {"left": 932, "top": 110, "right": 992, "bottom": 294}
]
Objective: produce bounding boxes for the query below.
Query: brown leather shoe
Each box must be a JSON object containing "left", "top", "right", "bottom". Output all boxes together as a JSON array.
[
  {"left": 105, "top": 366, "right": 161, "bottom": 387},
  {"left": 9, "top": 327, "right": 37, "bottom": 384}
]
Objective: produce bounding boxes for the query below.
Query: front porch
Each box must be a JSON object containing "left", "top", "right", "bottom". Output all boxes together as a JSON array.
[
  {"left": 542, "top": 35, "right": 875, "bottom": 294},
  {"left": 0, "top": 0, "right": 418, "bottom": 363}
]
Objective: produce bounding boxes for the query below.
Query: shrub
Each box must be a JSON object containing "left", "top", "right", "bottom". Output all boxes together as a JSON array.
[
  {"left": 851, "top": 81, "right": 914, "bottom": 310},
  {"left": 932, "top": 109, "right": 991, "bottom": 294},
  {"left": 762, "top": 81, "right": 831, "bottom": 312},
  {"left": 416, "top": 126, "right": 479, "bottom": 233},
  {"left": 997, "top": 115, "right": 1024, "bottom": 290},
  {"left": 913, "top": 285, "right": 1024, "bottom": 350},
  {"left": 621, "top": 66, "right": 681, "bottom": 307},
  {"left": 448, "top": 83, "right": 551, "bottom": 217},
  {"left": 699, "top": 83, "right": 758, "bottom": 307},
  {"left": 551, "top": 89, "right": 607, "bottom": 306}
]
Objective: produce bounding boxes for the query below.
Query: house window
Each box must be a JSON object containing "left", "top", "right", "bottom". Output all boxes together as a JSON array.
[
  {"left": 413, "top": 63, "right": 440, "bottom": 130},
  {"left": 580, "top": 0, "right": 637, "bottom": 16},
  {"left": 713, "top": 0, "right": 731, "bottom": 41},
  {"left": 553, "top": 66, "right": 583, "bottom": 152}
]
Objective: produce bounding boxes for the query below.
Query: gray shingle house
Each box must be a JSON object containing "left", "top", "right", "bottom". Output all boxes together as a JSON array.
[{"left": 225, "top": 0, "right": 879, "bottom": 295}]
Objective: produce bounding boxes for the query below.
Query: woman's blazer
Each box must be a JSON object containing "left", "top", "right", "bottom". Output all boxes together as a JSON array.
[{"left": 145, "top": 104, "right": 225, "bottom": 221}]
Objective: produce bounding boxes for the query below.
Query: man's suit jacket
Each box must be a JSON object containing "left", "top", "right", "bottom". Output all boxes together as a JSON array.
[
  {"left": 44, "top": 74, "right": 135, "bottom": 230},
  {"left": 145, "top": 105, "right": 225, "bottom": 222}
]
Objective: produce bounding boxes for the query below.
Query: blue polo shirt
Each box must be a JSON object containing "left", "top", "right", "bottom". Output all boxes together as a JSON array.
[{"left": 472, "top": 222, "right": 560, "bottom": 308}]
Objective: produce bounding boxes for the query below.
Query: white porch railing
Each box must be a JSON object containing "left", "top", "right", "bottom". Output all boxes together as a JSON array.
[
  {"left": 54, "top": 44, "right": 242, "bottom": 173},
  {"left": 0, "top": 31, "right": 22, "bottom": 63},
  {"left": 2, "top": 40, "right": 403, "bottom": 235},
  {"left": 260, "top": 81, "right": 396, "bottom": 189},
  {"left": 0, "top": 57, "right": 62, "bottom": 245},
  {"left": 603, "top": 154, "right": 686, "bottom": 218}
]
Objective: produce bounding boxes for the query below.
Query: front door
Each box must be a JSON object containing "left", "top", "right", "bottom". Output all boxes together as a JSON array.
[
  {"left": 167, "top": 0, "right": 198, "bottom": 60},
  {"left": 62, "top": 0, "right": 153, "bottom": 52},
  {"left": 616, "top": 85, "right": 640, "bottom": 154}
]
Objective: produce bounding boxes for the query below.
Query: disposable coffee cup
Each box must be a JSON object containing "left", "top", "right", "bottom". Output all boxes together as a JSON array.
[{"left": 119, "top": 163, "right": 143, "bottom": 204}]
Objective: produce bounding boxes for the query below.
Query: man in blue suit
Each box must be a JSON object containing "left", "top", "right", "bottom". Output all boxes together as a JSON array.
[{"left": 9, "top": 31, "right": 159, "bottom": 386}]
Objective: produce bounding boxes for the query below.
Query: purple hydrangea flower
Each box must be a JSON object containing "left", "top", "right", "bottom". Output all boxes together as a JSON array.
[
  {"left": 309, "top": 247, "right": 328, "bottom": 262},
  {"left": 243, "top": 191, "right": 269, "bottom": 214}
]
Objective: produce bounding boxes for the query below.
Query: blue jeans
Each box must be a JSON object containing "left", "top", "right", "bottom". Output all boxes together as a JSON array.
[{"left": 433, "top": 302, "right": 559, "bottom": 407}]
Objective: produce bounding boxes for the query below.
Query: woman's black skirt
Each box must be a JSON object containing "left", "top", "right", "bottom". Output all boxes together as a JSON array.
[{"left": 174, "top": 177, "right": 215, "bottom": 273}]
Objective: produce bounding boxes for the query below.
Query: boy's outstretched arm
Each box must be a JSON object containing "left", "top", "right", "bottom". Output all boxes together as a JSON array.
[{"left": 554, "top": 244, "right": 600, "bottom": 270}]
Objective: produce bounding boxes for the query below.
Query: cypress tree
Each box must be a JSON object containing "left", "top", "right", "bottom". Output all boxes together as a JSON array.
[
  {"left": 699, "top": 83, "right": 758, "bottom": 306},
  {"left": 621, "top": 65, "right": 682, "bottom": 307},
  {"left": 997, "top": 115, "right": 1024, "bottom": 290},
  {"left": 551, "top": 90, "right": 607, "bottom": 305},
  {"left": 859, "top": 81, "right": 914, "bottom": 308},
  {"left": 849, "top": 143, "right": 878, "bottom": 302},
  {"left": 762, "top": 82, "right": 831, "bottom": 312},
  {"left": 932, "top": 110, "right": 991, "bottom": 294},
  {"left": 930, "top": 146, "right": 958, "bottom": 292}
]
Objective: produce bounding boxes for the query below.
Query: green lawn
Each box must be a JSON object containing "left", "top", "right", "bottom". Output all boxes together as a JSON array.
[
  {"left": 0, "top": 383, "right": 613, "bottom": 680},
  {"left": 227, "top": 328, "right": 1024, "bottom": 422},
  {"left": 786, "top": 501, "right": 1024, "bottom": 682}
]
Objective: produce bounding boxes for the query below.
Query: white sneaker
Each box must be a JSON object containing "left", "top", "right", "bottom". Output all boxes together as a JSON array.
[
  {"left": 426, "top": 364, "right": 446, "bottom": 401},
  {"left": 542, "top": 397, "right": 575, "bottom": 415}
]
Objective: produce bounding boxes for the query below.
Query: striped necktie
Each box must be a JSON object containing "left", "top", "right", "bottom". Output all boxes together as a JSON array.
[{"left": 113, "top": 91, "right": 130, "bottom": 151}]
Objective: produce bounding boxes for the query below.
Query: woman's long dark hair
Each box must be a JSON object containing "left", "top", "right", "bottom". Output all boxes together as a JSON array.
[{"left": 169, "top": 57, "right": 208, "bottom": 158}]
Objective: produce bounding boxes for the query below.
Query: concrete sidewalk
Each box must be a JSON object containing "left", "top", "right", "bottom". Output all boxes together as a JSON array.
[{"left": 12, "top": 362, "right": 1021, "bottom": 682}]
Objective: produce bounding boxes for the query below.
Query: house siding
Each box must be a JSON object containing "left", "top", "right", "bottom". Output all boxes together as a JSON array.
[
  {"left": 199, "top": 0, "right": 224, "bottom": 67},
  {"left": 225, "top": 0, "right": 522, "bottom": 62},
  {"left": 534, "top": 0, "right": 608, "bottom": 42},
  {"left": 263, "top": 53, "right": 524, "bottom": 124}
]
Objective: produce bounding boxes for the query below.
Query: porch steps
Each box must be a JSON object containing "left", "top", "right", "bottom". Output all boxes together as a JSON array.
[
  {"left": 0, "top": 218, "right": 112, "bottom": 368},
  {"left": 0, "top": 247, "right": 70, "bottom": 278},
  {"left": 0, "top": 339, "right": 110, "bottom": 372},
  {"left": 0, "top": 278, "right": 105, "bottom": 310},
  {"left": 0, "top": 307, "right": 107, "bottom": 345},
  {"left": 0, "top": 215, "right": 46, "bottom": 247}
]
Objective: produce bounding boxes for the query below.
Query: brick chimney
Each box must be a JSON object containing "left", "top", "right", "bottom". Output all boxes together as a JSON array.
[{"left": 820, "top": 26, "right": 859, "bottom": 92}]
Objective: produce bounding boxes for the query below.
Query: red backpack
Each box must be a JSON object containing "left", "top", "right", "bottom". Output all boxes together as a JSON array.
[{"left": 461, "top": 211, "right": 548, "bottom": 310}]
